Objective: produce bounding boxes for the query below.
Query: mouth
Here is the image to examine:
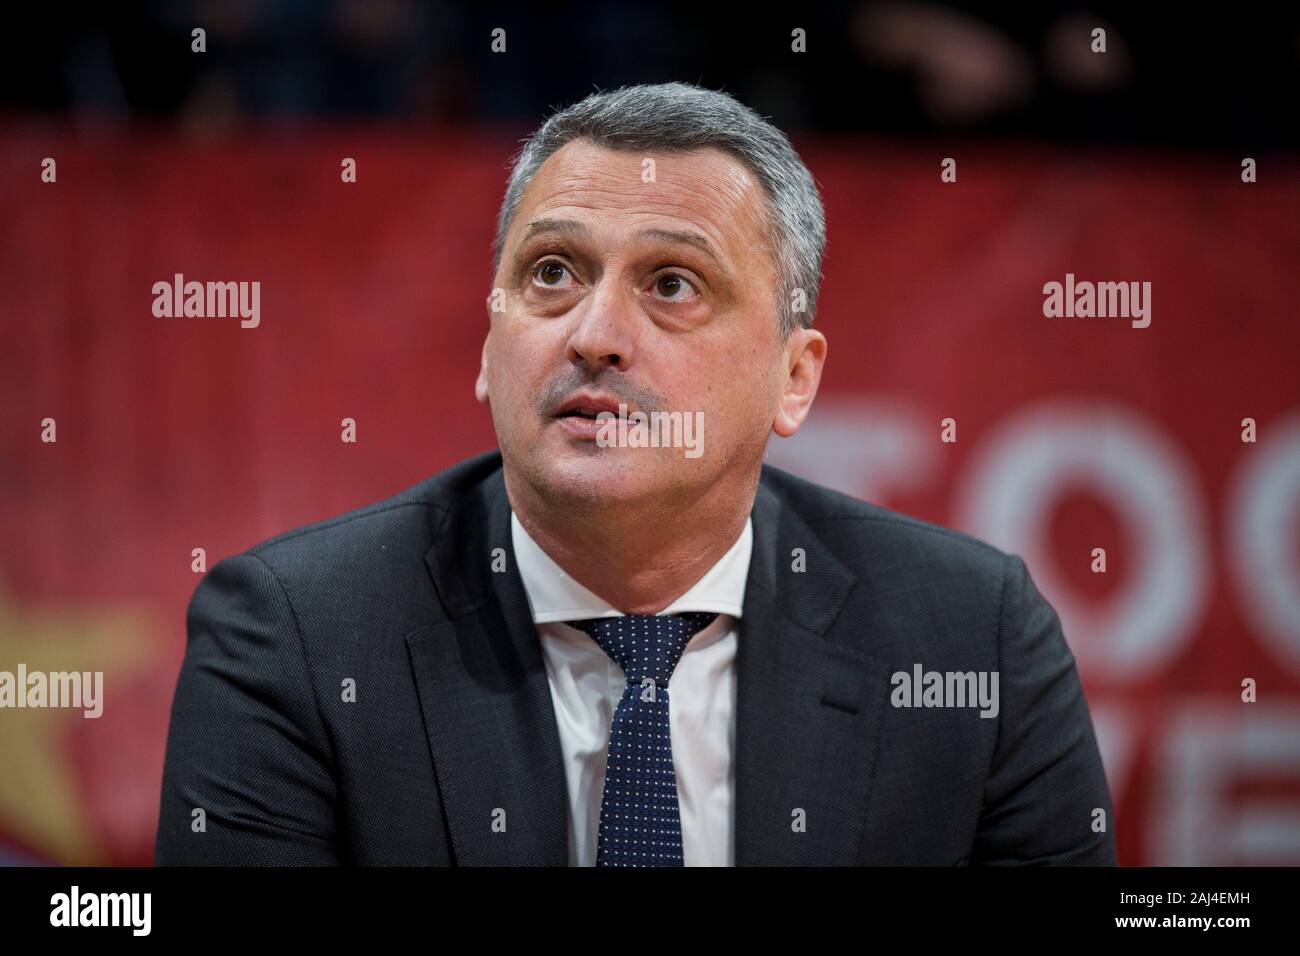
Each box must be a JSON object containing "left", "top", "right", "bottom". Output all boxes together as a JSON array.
[
  {"left": 550, "top": 392, "right": 631, "bottom": 440},
  {"left": 551, "top": 393, "right": 631, "bottom": 420}
]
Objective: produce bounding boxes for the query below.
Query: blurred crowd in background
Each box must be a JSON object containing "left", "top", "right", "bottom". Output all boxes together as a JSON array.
[{"left": 6, "top": 1, "right": 1298, "bottom": 147}]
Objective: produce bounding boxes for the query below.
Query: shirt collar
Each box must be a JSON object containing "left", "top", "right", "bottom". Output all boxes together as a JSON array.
[{"left": 510, "top": 510, "right": 751, "bottom": 624}]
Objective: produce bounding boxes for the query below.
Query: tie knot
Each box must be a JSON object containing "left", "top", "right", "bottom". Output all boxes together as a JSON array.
[{"left": 567, "top": 612, "right": 718, "bottom": 684}]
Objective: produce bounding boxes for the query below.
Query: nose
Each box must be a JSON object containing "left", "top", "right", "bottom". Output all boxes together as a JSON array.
[{"left": 565, "top": 276, "right": 639, "bottom": 373}]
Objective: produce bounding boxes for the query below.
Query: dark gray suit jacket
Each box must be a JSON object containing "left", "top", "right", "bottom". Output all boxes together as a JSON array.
[{"left": 156, "top": 449, "right": 1116, "bottom": 865}]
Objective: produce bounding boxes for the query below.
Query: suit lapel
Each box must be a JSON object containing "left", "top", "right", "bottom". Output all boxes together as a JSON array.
[
  {"left": 406, "top": 469, "right": 569, "bottom": 865},
  {"left": 734, "top": 476, "right": 891, "bottom": 865}
]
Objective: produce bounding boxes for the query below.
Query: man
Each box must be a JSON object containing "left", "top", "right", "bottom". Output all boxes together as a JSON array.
[{"left": 156, "top": 82, "right": 1116, "bottom": 866}]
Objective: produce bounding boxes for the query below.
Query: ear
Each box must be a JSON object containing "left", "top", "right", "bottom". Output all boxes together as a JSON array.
[
  {"left": 474, "top": 332, "right": 491, "bottom": 405},
  {"left": 772, "top": 329, "right": 827, "bottom": 438}
]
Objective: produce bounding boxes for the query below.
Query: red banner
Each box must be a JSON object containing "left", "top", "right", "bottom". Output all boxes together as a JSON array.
[{"left": 1, "top": 128, "right": 1297, "bottom": 864}]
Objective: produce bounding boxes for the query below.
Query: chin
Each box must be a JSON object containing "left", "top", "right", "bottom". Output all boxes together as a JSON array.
[{"left": 531, "top": 451, "right": 672, "bottom": 508}]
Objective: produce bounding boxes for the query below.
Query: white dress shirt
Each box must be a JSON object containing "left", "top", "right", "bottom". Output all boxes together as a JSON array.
[{"left": 510, "top": 511, "right": 752, "bottom": 867}]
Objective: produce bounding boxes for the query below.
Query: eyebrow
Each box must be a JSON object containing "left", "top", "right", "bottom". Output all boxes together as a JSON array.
[
  {"left": 520, "top": 218, "right": 722, "bottom": 264},
  {"left": 522, "top": 218, "right": 590, "bottom": 243}
]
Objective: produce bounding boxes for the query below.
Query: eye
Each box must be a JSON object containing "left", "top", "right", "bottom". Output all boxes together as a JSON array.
[
  {"left": 652, "top": 272, "right": 699, "bottom": 302},
  {"left": 532, "top": 259, "right": 576, "bottom": 289}
]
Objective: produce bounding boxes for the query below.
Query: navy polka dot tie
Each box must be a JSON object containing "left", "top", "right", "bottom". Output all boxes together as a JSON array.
[{"left": 566, "top": 612, "right": 719, "bottom": 867}]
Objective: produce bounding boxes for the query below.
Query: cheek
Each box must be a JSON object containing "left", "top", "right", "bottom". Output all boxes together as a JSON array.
[
  {"left": 689, "top": 371, "right": 750, "bottom": 432},
  {"left": 493, "top": 318, "right": 550, "bottom": 379},
  {"left": 724, "top": 363, "right": 783, "bottom": 436},
  {"left": 689, "top": 332, "right": 778, "bottom": 416}
]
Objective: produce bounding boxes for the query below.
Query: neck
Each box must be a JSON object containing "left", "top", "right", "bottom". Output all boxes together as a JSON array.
[{"left": 506, "top": 467, "right": 758, "bottom": 615}]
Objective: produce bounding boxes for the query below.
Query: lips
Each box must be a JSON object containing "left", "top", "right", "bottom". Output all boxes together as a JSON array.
[
  {"left": 551, "top": 391, "right": 631, "bottom": 441},
  {"left": 552, "top": 392, "right": 630, "bottom": 420}
]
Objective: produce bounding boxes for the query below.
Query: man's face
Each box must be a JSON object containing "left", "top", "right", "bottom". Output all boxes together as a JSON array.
[{"left": 478, "top": 139, "right": 824, "bottom": 511}]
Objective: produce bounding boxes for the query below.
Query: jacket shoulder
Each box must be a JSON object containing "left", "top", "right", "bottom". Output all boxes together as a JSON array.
[
  {"left": 243, "top": 448, "right": 502, "bottom": 565},
  {"left": 759, "top": 461, "right": 1013, "bottom": 582}
]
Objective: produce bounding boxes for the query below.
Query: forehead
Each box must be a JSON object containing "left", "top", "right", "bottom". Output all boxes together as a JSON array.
[{"left": 508, "top": 139, "right": 771, "bottom": 262}]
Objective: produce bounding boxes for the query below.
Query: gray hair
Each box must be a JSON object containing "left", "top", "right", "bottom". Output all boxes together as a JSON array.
[{"left": 492, "top": 81, "right": 826, "bottom": 337}]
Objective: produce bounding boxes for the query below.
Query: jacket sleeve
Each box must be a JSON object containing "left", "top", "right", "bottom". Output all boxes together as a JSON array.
[
  {"left": 971, "top": 554, "right": 1117, "bottom": 865},
  {"left": 156, "top": 552, "right": 340, "bottom": 865}
]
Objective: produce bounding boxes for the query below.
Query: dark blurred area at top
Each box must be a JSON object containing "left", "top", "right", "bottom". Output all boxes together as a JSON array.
[{"left": 3, "top": 0, "right": 1297, "bottom": 148}]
